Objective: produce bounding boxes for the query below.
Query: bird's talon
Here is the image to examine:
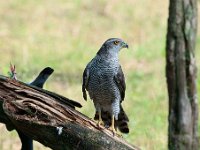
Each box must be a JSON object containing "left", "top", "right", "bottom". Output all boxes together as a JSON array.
[
  {"left": 112, "top": 131, "right": 116, "bottom": 136},
  {"left": 97, "top": 120, "right": 104, "bottom": 128},
  {"left": 108, "top": 127, "right": 117, "bottom": 136},
  {"left": 117, "top": 133, "right": 123, "bottom": 138}
]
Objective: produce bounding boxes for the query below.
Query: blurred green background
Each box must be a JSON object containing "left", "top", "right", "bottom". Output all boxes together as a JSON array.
[{"left": 0, "top": 0, "right": 199, "bottom": 150}]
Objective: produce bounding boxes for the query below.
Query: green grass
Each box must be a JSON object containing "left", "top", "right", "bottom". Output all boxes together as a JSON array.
[{"left": 0, "top": 0, "right": 199, "bottom": 150}]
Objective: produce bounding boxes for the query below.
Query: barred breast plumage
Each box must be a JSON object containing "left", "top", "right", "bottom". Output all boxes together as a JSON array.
[{"left": 87, "top": 55, "right": 121, "bottom": 119}]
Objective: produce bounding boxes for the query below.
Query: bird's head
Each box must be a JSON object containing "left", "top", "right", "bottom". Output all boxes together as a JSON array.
[{"left": 97, "top": 38, "right": 128, "bottom": 57}]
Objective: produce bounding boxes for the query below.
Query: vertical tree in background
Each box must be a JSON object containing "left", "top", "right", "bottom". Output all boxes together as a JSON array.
[{"left": 166, "top": 0, "right": 198, "bottom": 149}]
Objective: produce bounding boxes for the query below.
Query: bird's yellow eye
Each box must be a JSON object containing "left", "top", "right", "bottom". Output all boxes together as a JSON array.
[{"left": 114, "top": 41, "right": 119, "bottom": 45}]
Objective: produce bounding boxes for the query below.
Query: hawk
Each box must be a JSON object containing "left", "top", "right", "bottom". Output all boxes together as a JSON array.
[{"left": 82, "top": 38, "right": 129, "bottom": 134}]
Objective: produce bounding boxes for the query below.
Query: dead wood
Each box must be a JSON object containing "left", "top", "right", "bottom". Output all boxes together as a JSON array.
[{"left": 0, "top": 75, "right": 139, "bottom": 150}]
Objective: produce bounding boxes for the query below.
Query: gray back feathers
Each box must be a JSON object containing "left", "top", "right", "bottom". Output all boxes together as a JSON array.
[{"left": 82, "top": 38, "right": 129, "bottom": 133}]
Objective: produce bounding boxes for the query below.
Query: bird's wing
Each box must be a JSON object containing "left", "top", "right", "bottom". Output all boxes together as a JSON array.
[
  {"left": 114, "top": 65, "right": 126, "bottom": 101},
  {"left": 29, "top": 67, "right": 82, "bottom": 108},
  {"left": 82, "top": 68, "right": 89, "bottom": 101}
]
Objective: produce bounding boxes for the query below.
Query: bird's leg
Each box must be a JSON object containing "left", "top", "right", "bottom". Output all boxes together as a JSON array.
[
  {"left": 109, "top": 115, "right": 116, "bottom": 136},
  {"left": 97, "top": 110, "right": 104, "bottom": 127}
]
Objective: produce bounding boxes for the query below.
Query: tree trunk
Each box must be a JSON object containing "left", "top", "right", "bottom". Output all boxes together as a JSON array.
[
  {"left": 0, "top": 75, "right": 139, "bottom": 150},
  {"left": 166, "top": 0, "right": 199, "bottom": 149}
]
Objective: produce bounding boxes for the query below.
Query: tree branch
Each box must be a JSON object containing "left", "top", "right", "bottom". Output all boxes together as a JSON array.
[{"left": 0, "top": 75, "right": 139, "bottom": 150}]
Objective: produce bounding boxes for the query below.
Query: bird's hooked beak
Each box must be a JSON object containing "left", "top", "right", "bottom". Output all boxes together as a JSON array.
[{"left": 122, "top": 42, "right": 129, "bottom": 49}]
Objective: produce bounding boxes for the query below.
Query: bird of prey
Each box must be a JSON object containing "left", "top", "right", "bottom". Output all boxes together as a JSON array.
[{"left": 82, "top": 38, "right": 129, "bottom": 134}]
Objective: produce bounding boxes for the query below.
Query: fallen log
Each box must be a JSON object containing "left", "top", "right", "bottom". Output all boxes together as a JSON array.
[{"left": 0, "top": 75, "right": 139, "bottom": 150}]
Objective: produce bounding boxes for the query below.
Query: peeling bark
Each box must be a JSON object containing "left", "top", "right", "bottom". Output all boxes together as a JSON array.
[{"left": 0, "top": 75, "right": 139, "bottom": 150}]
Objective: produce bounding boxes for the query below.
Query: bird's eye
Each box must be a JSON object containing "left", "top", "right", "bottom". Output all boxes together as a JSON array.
[{"left": 113, "top": 41, "right": 119, "bottom": 45}]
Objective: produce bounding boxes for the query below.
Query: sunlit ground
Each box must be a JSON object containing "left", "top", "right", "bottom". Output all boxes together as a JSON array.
[{"left": 0, "top": 0, "right": 200, "bottom": 150}]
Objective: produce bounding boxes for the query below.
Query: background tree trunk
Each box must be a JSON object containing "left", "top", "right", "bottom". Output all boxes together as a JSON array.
[
  {"left": 0, "top": 75, "right": 139, "bottom": 150},
  {"left": 166, "top": 0, "right": 199, "bottom": 149}
]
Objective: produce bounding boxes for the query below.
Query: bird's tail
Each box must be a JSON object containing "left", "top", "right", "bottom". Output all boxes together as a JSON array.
[
  {"left": 115, "top": 105, "right": 129, "bottom": 133},
  {"left": 94, "top": 105, "right": 129, "bottom": 133},
  {"left": 30, "top": 67, "right": 54, "bottom": 88}
]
